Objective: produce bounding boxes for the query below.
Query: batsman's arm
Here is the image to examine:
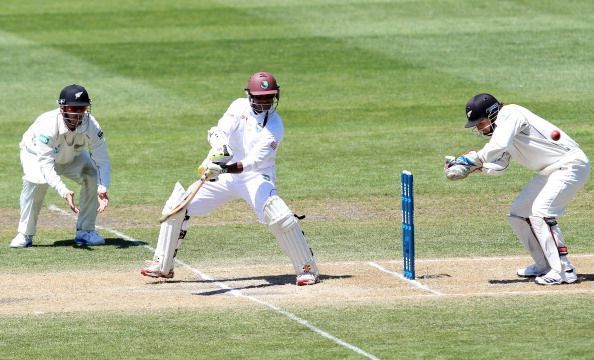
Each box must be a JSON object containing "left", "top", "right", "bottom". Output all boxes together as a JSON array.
[
  {"left": 241, "top": 136, "right": 280, "bottom": 173},
  {"left": 223, "top": 162, "right": 243, "bottom": 173}
]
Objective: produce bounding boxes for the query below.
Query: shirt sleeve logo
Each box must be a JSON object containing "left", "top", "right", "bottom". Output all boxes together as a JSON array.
[
  {"left": 270, "top": 141, "right": 278, "bottom": 150},
  {"left": 97, "top": 130, "right": 104, "bottom": 139},
  {"left": 38, "top": 134, "right": 51, "bottom": 144}
]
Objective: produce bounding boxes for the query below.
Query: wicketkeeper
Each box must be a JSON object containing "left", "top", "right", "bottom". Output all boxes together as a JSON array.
[
  {"left": 141, "top": 72, "right": 320, "bottom": 286},
  {"left": 445, "top": 93, "right": 590, "bottom": 285},
  {"left": 11, "top": 84, "right": 111, "bottom": 248}
]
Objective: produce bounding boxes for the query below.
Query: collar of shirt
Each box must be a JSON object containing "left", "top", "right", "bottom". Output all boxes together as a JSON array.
[{"left": 252, "top": 109, "right": 275, "bottom": 127}]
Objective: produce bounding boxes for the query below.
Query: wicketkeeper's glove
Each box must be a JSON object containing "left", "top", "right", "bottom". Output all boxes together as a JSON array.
[{"left": 444, "top": 151, "right": 483, "bottom": 180}]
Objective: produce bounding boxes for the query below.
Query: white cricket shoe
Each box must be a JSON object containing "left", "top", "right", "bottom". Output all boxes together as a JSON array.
[
  {"left": 74, "top": 230, "right": 105, "bottom": 246},
  {"left": 140, "top": 260, "right": 174, "bottom": 279},
  {"left": 296, "top": 272, "right": 319, "bottom": 286},
  {"left": 10, "top": 233, "right": 33, "bottom": 248},
  {"left": 535, "top": 269, "right": 577, "bottom": 285},
  {"left": 517, "top": 263, "right": 550, "bottom": 277}
]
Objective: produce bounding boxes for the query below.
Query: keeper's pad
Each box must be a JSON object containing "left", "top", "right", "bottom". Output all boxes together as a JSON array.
[
  {"left": 152, "top": 182, "right": 192, "bottom": 274},
  {"left": 264, "top": 196, "right": 319, "bottom": 276},
  {"left": 528, "top": 216, "right": 573, "bottom": 273},
  {"left": 508, "top": 215, "right": 548, "bottom": 270}
]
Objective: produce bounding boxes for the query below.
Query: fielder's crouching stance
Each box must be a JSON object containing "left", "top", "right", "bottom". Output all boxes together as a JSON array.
[
  {"left": 445, "top": 93, "right": 590, "bottom": 285},
  {"left": 11, "top": 84, "right": 111, "bottom": 248},
  {"left": 141, "top": 72, "right": 320, "bottom": 286}
]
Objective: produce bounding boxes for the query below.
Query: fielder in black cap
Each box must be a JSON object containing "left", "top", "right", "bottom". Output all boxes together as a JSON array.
[
  {"left": 444, "top": 92, "right": 590, "bottom": 286},
  {"left": 10, "top": 84, "right": 111, "bottom": 248},
  {"left": 58, "top": 84, "right": 92, "bottom": 131}
]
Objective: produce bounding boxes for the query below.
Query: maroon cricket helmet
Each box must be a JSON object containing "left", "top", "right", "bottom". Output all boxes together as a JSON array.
[{"left": 245, "top": 72, "right": 280, "bottom": 97}]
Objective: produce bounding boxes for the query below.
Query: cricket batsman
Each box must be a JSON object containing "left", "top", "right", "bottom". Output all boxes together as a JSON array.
[
  {"left": 444, "top": 93, "right": 590, "bottom": 285},
  {"left": 141, "top": 72, "right": 320, "bottom": 286},
  {"left": 11, "top": 84, "right": 111, "bottom": 248}
]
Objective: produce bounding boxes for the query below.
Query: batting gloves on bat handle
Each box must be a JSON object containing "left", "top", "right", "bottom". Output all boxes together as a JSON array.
[
  {"left": 208, "top": 145, "right": 233, "bottom": 164},
  {"left": 198, "top": 162, "right": 227, "bottom": 182},
  {"left": 444, "top": 151, "right": 483, "bottom": 180},
  {"left": 197, "top": 146, "right": 233, "bottom": 181}
]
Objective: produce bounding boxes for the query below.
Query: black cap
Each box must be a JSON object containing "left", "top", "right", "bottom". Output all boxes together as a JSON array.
[
  {"left": 58, "top": 84, "right": 90, "bottom": 106},
  {"left": 465, "top": 93, "right": 500, "bottom": 128}
]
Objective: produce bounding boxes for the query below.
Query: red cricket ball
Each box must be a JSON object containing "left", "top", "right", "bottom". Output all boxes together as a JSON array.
[{"left": 551, "top": 130, "right": 561, "bottom": 141}]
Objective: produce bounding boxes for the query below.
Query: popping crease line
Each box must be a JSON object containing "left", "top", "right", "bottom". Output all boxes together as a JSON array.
[
  {"left": 48, "top": 204, "right": 381, "bottom": 360},
  {"left": 368, "top": 261, "right": 444, "bottom": 296}
]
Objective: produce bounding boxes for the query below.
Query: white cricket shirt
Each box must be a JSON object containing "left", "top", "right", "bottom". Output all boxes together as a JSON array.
[
  {"left": 215, "top": 98, "right": 284, "bottom": 182},
  {"left": 477, "top": 104, "right": 583, "bottom": 173},
  {"left": 19, "top": 108, "right": 111, "bottom": 197}
]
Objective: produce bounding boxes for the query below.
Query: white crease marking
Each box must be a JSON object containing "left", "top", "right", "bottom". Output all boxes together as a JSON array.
[{"left": 48, "top": 204, "right": 380, "bottom": 360}]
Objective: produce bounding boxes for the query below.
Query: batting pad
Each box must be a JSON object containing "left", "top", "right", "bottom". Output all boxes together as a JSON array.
[
  {"left": 264, "top": 196, "right": 319, "bottom": 276},
  {"left": 508, "top": 215, "right": 547, "bottom": 269},
  {"left": 155, "top": 211, "right": 188, "bottom": 274},
  {"left": 153, "top": 182, "right": 189, "bottom": 274},
  {"left": 161, "top": 182, "right": 187, "bottom": 215}
]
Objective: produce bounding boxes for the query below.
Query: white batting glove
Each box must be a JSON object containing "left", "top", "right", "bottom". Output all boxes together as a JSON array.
[
  {"left": 205, "top": 162, "right": 226, "bottom": 181},
  {"left": 208, "top": 127, "right": 230, "bottom": 151},
  {"left": 208, "top": 145, "right": 233, "bottom": 165},
  {"left": 197, "top": 145, "right": 233, "bottom": 181},
  {"left": 197, "top": 161, "right": 227, "bottom": 181}
]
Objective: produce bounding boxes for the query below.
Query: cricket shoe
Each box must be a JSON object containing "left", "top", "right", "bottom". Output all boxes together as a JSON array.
[
  {"left": 535, "top": 269, "right": 577, "bottom": 285},
  {"left": 140, "top": 261, "right": 174, "bottom": 279},
  {"left": 296, "top": 272, "right": 319, "bottom": 286},
  {"left": 74, "top": 230, "right": 105, "bottom": 246},
  {"left": 10, "top": 233, "right": 33, "bottom": 248},
  {"left": 517, "top": 263, "right": 550, "bottom": 277}
]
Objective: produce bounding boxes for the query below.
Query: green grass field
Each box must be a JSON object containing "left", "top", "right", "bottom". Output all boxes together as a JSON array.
[{"left": 1, "top": 1, "right": 593, "bottom": 359}]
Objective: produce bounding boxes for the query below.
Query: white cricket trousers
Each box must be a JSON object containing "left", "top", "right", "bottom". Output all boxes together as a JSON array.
[
  {"left": 18, "top": 150, "right": 99, "bottom": 235},
  {"left": 510, "top": 150, "right": 590, "bottom": 217},
  {"left": 186, "top": 172, "right": 276, "bottom": 223}
]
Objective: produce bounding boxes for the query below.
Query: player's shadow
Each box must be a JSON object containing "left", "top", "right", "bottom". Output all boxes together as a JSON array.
[
  {"left": 33, "top": 238, "right": 146, "bottom": 251},
  {"left": 416, "top": 273, "right": 451, "bottom": 279},
  {"left": 488, "top": 278, "right": 534, "bottom": 284},
  {"left": 152, "top": 274, "right": 350, "bottom": 296},
  {"left": 577, "top": 274, "right": 594, "bottom": 282}
]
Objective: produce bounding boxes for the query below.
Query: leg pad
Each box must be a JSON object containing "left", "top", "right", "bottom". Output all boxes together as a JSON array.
[{"left": 264, "top": 196, "right": 319, "bottom": 276}]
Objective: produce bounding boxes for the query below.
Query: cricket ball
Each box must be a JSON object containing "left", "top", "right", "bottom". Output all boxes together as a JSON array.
[{"left": 551, "top": 130, "right": 561, "bottom": 141}]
